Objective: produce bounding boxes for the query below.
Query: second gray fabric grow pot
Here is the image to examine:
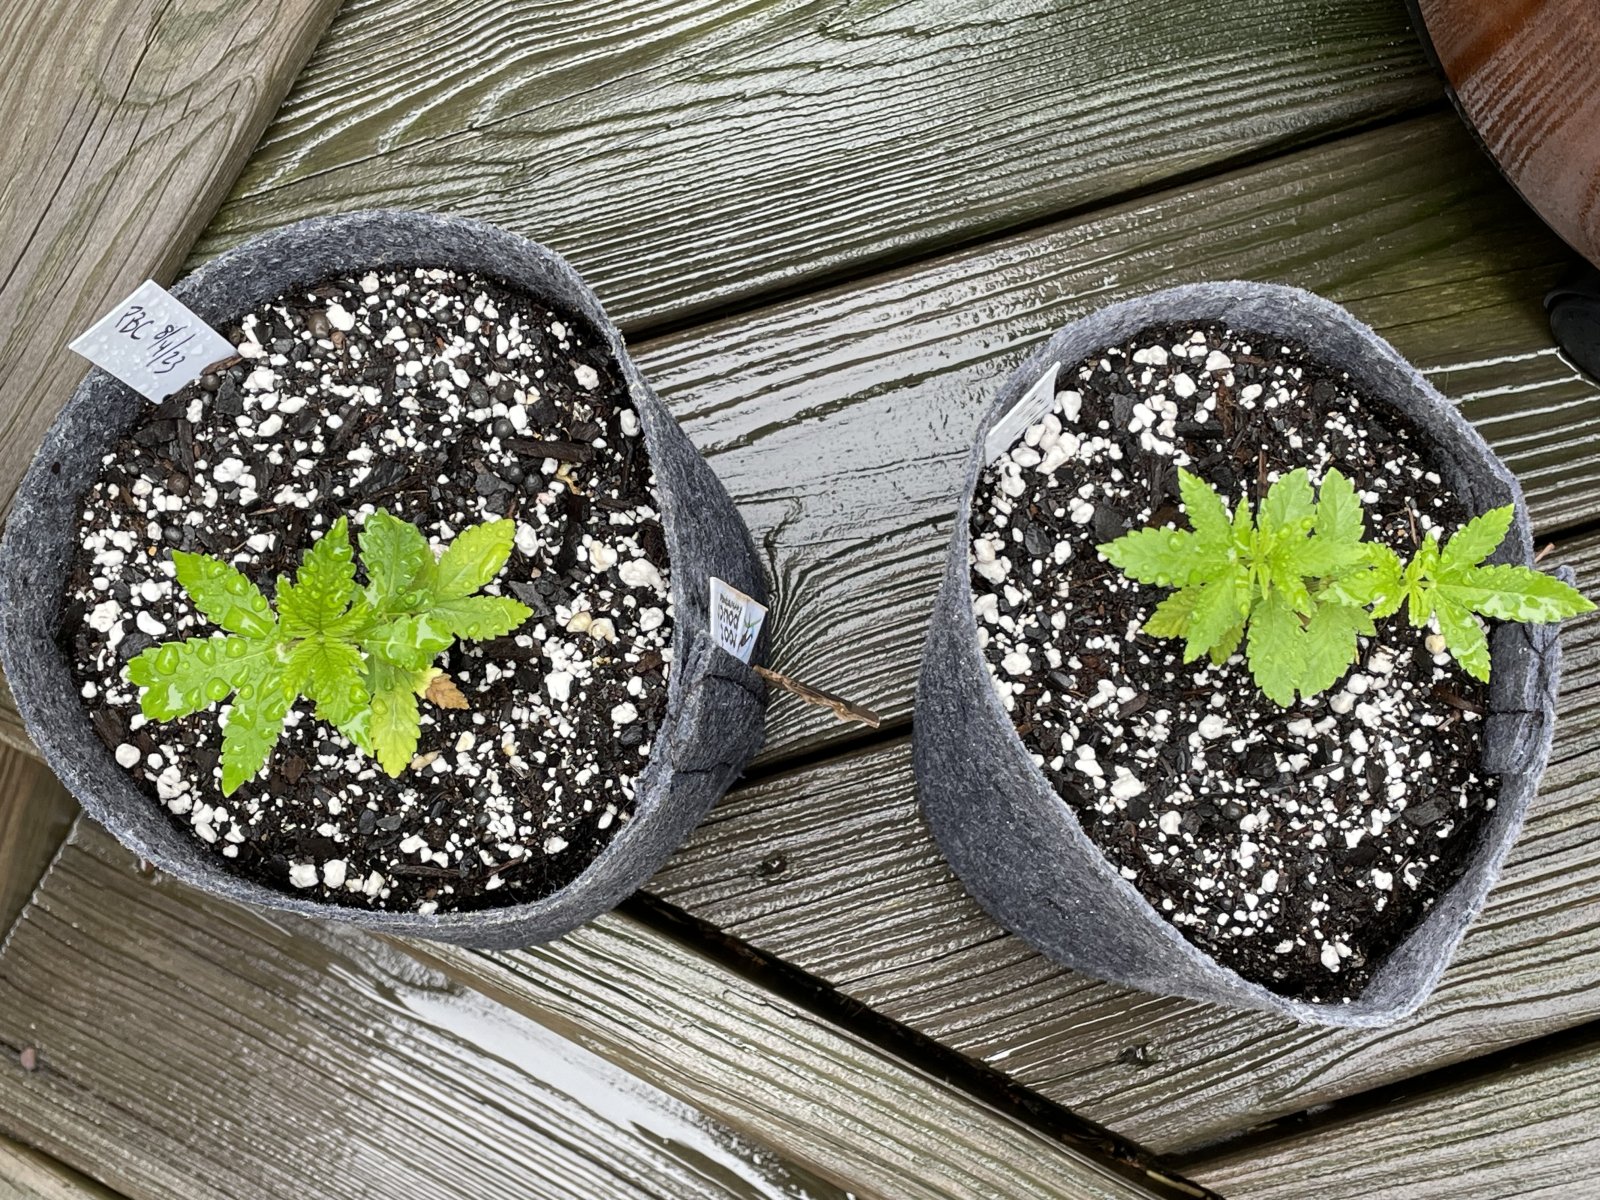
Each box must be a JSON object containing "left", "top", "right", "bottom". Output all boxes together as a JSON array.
[
  {"left": 0, "top": 211, "right": 767, "bottom": 950},
  {"left": 914, "top": 281, "right": 1563, "bottom": 1026}
]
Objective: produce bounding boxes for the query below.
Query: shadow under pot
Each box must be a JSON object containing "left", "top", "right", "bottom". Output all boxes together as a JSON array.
[
  {"left": 0, "top": 210, "right": 767, "bottom": 950},
  {"left": 915, "top": 281, "right": 1572, "bottom": 1027}
]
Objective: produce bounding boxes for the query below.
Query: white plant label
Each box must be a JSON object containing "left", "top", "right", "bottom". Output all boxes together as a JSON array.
[
  {"left": 69, "top": 280, "right": 236, "bottom": 402},
  {"left": 984, "top": 361, "right": 1061, "bottom": 464},
  {"left": 709, "top": 577, "right": 767, "bottom": 664}
]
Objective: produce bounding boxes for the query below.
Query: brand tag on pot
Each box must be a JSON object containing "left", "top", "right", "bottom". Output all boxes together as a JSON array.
[
  {"left": 984, "top": 361, "right": 1060, "bottom": 464},
  {"left": 69, "top": 280, "right": 237, "bottom": 402},
  {"left": 709, "top": 577, "right": 767, "bottom": 664}
]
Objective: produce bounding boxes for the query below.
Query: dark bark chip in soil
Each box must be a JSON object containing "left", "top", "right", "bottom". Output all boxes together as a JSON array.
[
  {"left": 64, "top": 268, "right": 675, "bottom": 915},
  {"left": 971, "top": 323, "right": 1493, "bottom": 1002}
]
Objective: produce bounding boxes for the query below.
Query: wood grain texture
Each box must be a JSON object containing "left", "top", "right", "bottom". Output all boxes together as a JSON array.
[
  {"left": 0, "top": 823, "right": 852, "bottom": 1200},
  {"left": 0, "top": 1136, "right": 120, "bottom": 1200},
  {"left": 0, "top": 0, "right": 341, "bottom": 516},
  {"left": 633, "top": 113, "right": 1598, "bottom": 763},
  {"left": 1417, "top": 0, "right": 1600, "bottom": 266},
  {"left": 0, "top": 747, "right": 76, "bottom": 939},
  {"left": 421, "top": 940, "right": 1174, "bottom": 1200},
  {"left": 0, "top": 675, "right": 32, "bottom": 761},
  {"left": 648, "top": 529, "right": 1600, "bottom": 1156},
  {"left": 0, "top": 822, "right": 1171, "bottom": 1200},
  {"left": 1190, "top": 1034, "right": 1600, "bottom": 1199},
  {"left": 198, "top": 0, "right": 1433, "bottom": 326}
]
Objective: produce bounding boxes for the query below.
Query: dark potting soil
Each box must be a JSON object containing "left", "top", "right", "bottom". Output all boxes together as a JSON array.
[
  {"left": 62, "top": 268, "right": 675, "bottom": 914},
  {"left": 971, "top": 323, "right": 1493, "bottom": 1002}
]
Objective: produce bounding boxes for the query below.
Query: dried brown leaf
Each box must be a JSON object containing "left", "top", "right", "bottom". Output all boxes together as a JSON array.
[{"left": 424, "top": 672, "right": 470, "bottom": 710}]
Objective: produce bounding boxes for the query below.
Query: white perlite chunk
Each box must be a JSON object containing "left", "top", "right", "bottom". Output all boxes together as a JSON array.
[
  {"left": 322, "top": 859, "right": 348, "bottom": 889},
  {"left": 115, "top": 743, "right": 141, "bottom": 769},
  {"left": 288, "top": 862, "right": 318, "bottom": 889},
  {"left": 326, "top": 302, "right": 356, "bottom": 332},
  {"left": 618, "top": 559, "right": 664, "bottom": 591}
]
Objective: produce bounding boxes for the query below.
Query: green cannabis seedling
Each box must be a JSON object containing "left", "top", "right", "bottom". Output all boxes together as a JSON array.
[
  {"left": 127, "top": 511, "right": 533, "bottom": 793},
  {"left": 1099, "top": 468, "right": 1592, "bottom": 707}
]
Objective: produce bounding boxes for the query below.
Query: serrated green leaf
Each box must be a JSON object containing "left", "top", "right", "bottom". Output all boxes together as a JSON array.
[
  {"left": 1261, "top": 468, "right": 1315, "bottom": 534},
  {"left": 1314, "top": 468, "right": 1364, "bottom": 546},
  {"left": 1283, "top": 536, "right": 1367, "bottom": 581},
  {"left": 361, "top": 509, "right": 437, "bottom": 611},
  {"left": 1184, "top": 574, "right": 1245, "bottom": 662},
  {"left": 172, "top": 552, "right": 276, "bottom": 638},
  {"left": 1143, "top": 587, "right": 1202, "bottom": 638},
  {"left": 219, "top": 659, "right": 295, "bottom": 795},
  {"left": 1403, "top": 536, "right": 1440, "bottom": 627},
  {"left": 435, "top": 519, "right": 516, "bottom": 600},
  {"left": 1099, "top": 527, "right": 1211, "bottom": 588},
  {"left": 1435, "top": 563, "right": 1596, "bottom": 623},
  {"left": 278, "top": 518, "right": 357, "bottom": 637},
  {"left": 126, "top": 635, "right": 279, "bottom": 721},
  {"left": 1209, "top": 622, "right": 1245, "bottom": 666},
  {"left": 1432, "top": 596, "right": 1491, "bottom": 682},
  {"left": 1247, "top": 592, "right": 1304, "bottom": 708},
  {"left": 1266, "top": 548, "right": 1315, "bottom": 615},
  {"left": 1440, "top": 505, "right": 1513, "bottom": 572},
  {"left": 1299, "top": 601, "right": 1374, "bottom": 697},
  {"left": 430, "top": 596, "right": 533, "bottom": 643},
  {"left": 289, "top": 636, "right": 370, "bottom": 728},
  {"left": 363, "top": 657, "right": 423, "bottom": 777},
  {"left": 1178, "top": 469, "right": 1231, "bottom": 547},
  {"left": 362, "top": 612, "right": 455, "bottom": 670},
  {"left": 1321, "top": 543, "right": 1405, "bottom": 616},
  {"left": 1232, "top": 496, "right": 1253, "bottom": 546}
]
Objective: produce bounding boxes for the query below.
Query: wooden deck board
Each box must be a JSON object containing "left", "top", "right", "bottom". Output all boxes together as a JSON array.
[
  {"left": 0, "top": 0, "right": 341, "bottom": 517},
  {"left": 0, "top": 822, "right": 1175, "bottom": 1200},
  {"left": 0, "top": 746, "right": 75, "bottom": 939},
  {"left": 0, "top": 1135, "right": 120, "bottom": 1200},
  {"left": 1189, "top": 1035, "right": 1600, "bottom": 1199},
  {"left": 648, "top": 530, "right": 1600, "bottom": 1155},
  {"left": 198, "top": 0, "right": 1433, "bottom": 328}
]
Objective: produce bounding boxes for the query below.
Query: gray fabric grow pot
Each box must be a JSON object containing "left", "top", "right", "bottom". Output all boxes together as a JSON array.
[
  {"left": 0, "top": 210, "right": 767, "bottom": 950},
  {"left": 914, "top": 281, "right": 1563, "bottom": 1026}
]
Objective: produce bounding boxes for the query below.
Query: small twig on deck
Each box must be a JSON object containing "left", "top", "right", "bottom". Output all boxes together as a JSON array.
[
  {"left": 754, "top": 665, "right": 881, "bottom": 728},
  {"left": 1536, "top": 541, "right": 1555, "bottom": 564}
]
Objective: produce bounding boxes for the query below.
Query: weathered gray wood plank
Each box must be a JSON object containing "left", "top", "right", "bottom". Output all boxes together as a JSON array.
[
  {"left": 0, "top": 823, "right": 851, "bottom": 1200},
  {"left": 648, "top": 530, "right": 1600, "bottom": 1156},
  {"left": 0, "top": 1134, "right": 121, "bottom": 1200},
  {"left": 200, "top": 0, "right": 1433, "bottom": 327},
  {"left": 426, "top": 940, "right": 1185, "bottom": 1200},
  {"left": 0, "top": 0, "right": 342, "bottom": 516},
  {"left": 1189, "top": 1035, "right": 1600, "bottom": 1199},
  {"left": 0, "top": 822, "right": 1176, "bottom": 1200},
  {"left": 635, "top": 113, "right": 1598, "bottom": 762},
  {"left": 0, "top": 746, "right": 76, "bottom": 939}
]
